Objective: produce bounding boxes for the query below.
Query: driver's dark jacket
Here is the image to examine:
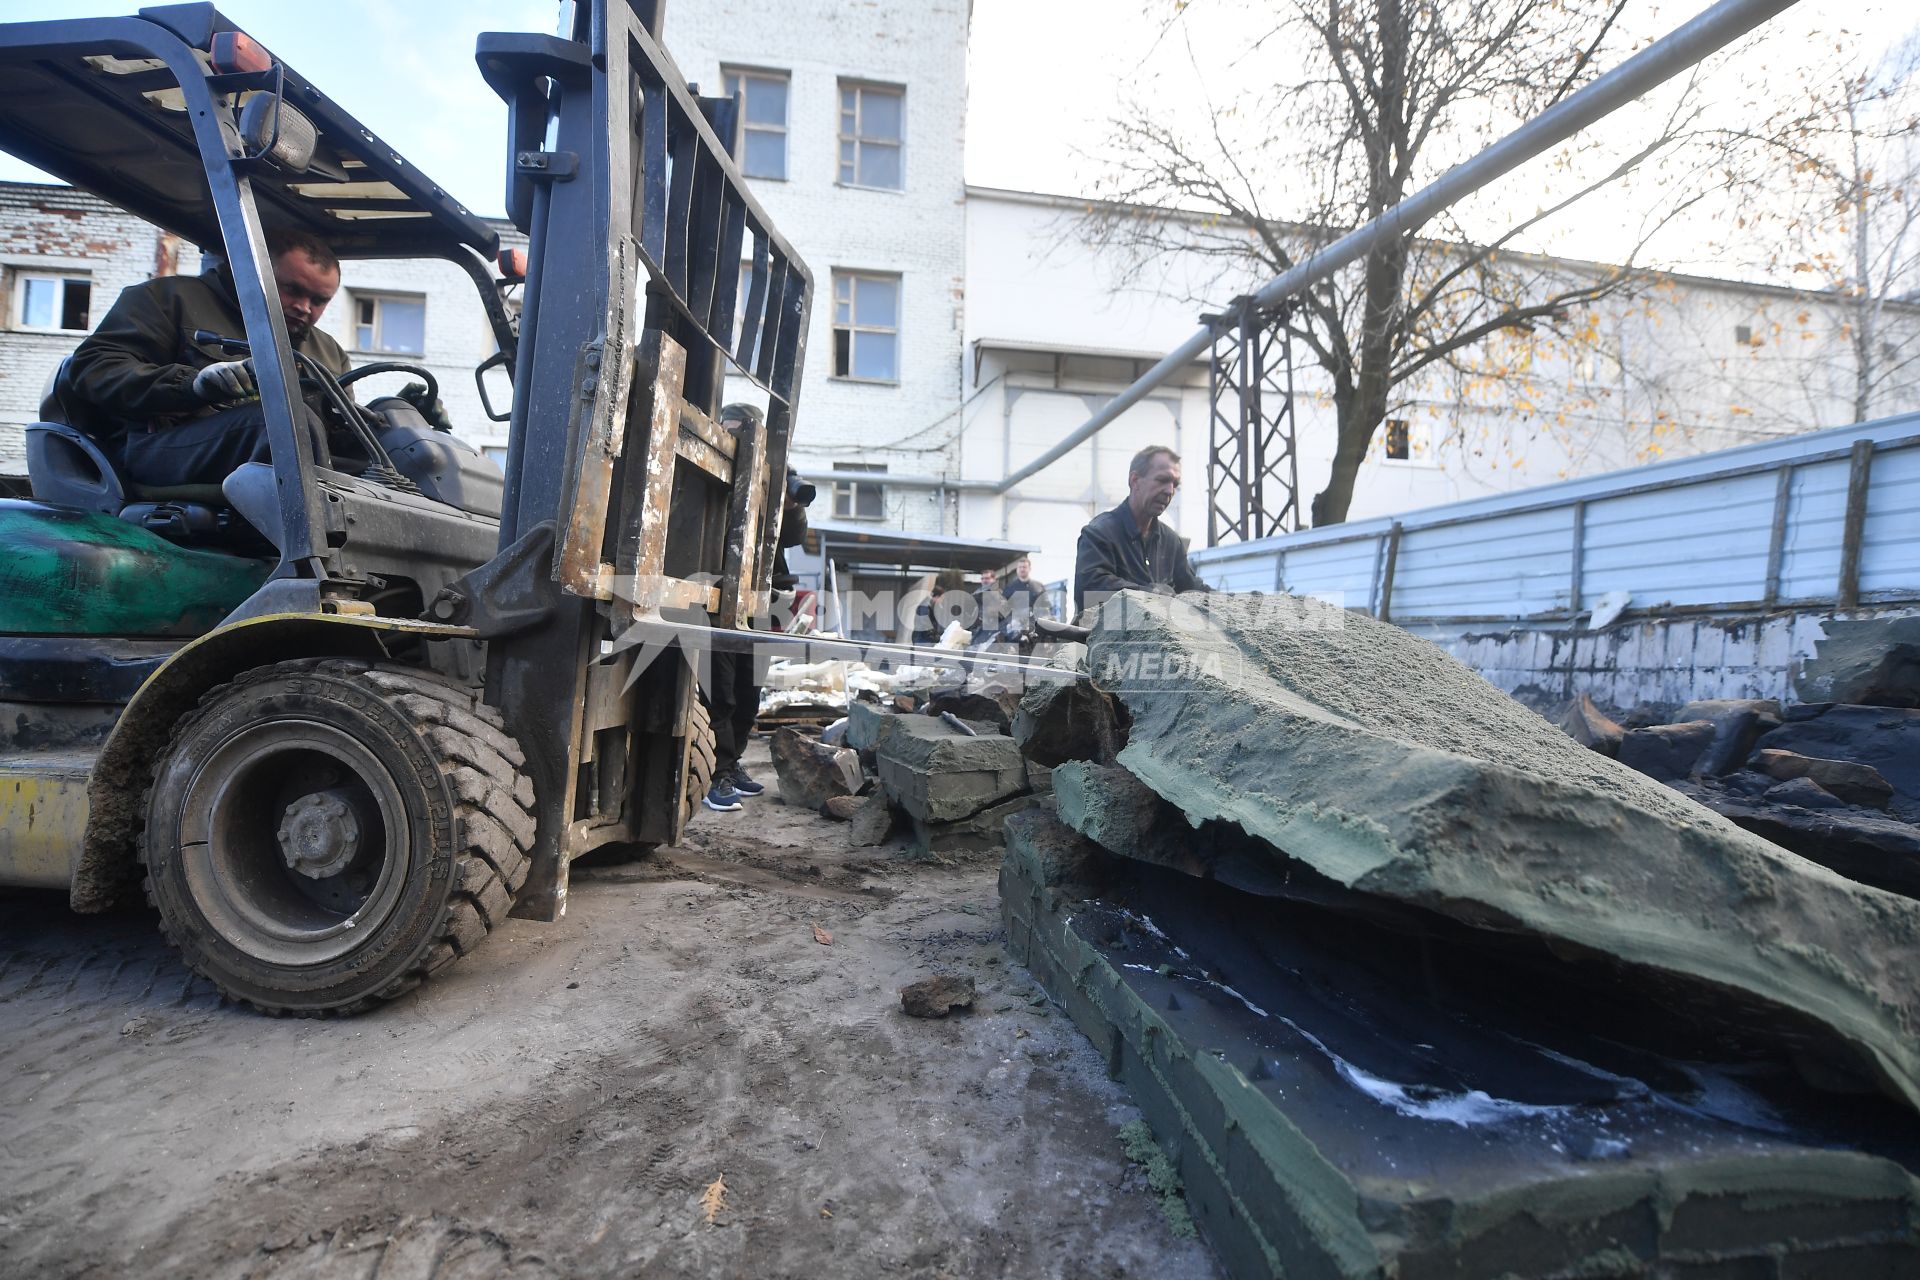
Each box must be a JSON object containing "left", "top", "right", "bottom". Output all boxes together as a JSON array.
[
  {"left": 1074, "top": 500, "right": 1209, "bottom": 615},
  {"left": 56, "top": 263, "right": 350, "bottom": 443}
]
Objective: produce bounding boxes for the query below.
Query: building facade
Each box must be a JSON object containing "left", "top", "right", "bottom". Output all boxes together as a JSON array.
[{"left": 661, "top": 0, "right": 971, "bottom": 537}]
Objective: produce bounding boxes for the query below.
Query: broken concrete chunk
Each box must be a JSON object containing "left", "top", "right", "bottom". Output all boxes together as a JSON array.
[
  {"left": 769, "top": 727, "right": 863, "bottom": 810},
  {"left": 1616, "top": 719, "right": 1715, "bottom": 781},
  {"left": 1754, "top": 749, "right": 1894, "bottom": 810},
  {"left": 899, "top": 974, "right": 975, "bottom": 1018},
  {"left": 846, "top": 700, "right": 899, "bottom": 755},
  {"left": 1796, "top": 615, "right": 1920, "bottom": 708},
  {"left": 846, "top": 793, "right": 897, "bottom": 848},
  {"left": 909, "top": 792, "right": 1038, "bottom": 856},
  {"left": 1757, "top": 703, "right": 1920, "bottom": 820},
  {"left": 1011, "top": 677, "right": 1124, "bottom": 768},
  {"left": 1556, "top": 693, "right": 1623, "bottom": 756},
  {"left": 1676, "top": 778, "right": 1920, "bottom": 901},
  {"left": 819, "top": 795, "right": 861, "bottom": 821},
  {"left": 1678, "top": 697, "right": 1781, "bottom": 776},
  {"left": 1001, "top": 809, "right": 1114, "bottom": 898},
  {"left": 1764, "top": 776, "right": 1846, "bottom": 810},
  {"left": 1090, "top": 589, "right": 1920, "bottom": 1113},
  {"left": 876, "top": 714, "right": 1026, "bottom": 824},
  {"left": 1052, "top": 761, "right": 1208, "bottom": 879},
  {"left": 927, "top": 688, "right": 1019, "bottom": 735},
  {"left": 1053, "top": 760, "right": 1344, "bottom": 903}
]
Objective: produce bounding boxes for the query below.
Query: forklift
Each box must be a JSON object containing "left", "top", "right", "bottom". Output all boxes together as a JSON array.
[{"left": 0, "top": 1, "right": 810, "bottom": 1012}]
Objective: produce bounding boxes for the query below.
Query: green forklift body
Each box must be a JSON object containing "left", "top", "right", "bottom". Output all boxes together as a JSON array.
[{"left": 0, "top": 500, "right": 269, "bottom": 637}]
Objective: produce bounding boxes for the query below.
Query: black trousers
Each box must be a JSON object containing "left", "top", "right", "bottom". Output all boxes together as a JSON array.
[
  {"left": 709, "top": 650, "right": 760, "bottom": 774},
  {"left": 122, "top": 404, "right": 360, "bottom": 489}
]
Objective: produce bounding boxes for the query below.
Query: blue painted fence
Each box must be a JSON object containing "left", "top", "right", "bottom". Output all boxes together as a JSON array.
[{"left": 1192, "top": 412, "right": 1920, "bottom": 622}]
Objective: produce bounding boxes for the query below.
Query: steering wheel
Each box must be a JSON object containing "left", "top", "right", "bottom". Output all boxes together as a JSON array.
[{"left": 337, "top": 361, "right": 438, "bottom": 404}]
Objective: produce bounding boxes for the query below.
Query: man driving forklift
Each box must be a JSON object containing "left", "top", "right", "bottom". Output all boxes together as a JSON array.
[{"left": 54, "top": 227, "right": 442, "bottom": 487}]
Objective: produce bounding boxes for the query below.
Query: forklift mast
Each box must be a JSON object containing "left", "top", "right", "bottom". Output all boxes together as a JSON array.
[{"left": 468, "top": 0, "right": 812, "bottom": 919}]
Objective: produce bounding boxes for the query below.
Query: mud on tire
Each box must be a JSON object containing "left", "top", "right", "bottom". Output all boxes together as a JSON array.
[{"left": 140, "top": 658, "right": 535, "bottom": 1015}]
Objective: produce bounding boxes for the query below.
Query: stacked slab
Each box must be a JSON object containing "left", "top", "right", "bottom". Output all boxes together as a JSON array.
[
  {"left": 862, "top": 702, "right": 1045, "bottom": 854},
  {"left": 1002, "top": 590, "right": 1920, "bottom": 1278}
]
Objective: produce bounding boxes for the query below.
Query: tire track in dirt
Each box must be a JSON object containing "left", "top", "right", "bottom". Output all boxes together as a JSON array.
[{"left": 2, "top": 778, "right": 1220, "bottom": 1280}]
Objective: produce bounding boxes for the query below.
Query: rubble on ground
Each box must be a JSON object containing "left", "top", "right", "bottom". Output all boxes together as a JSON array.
[
  {"left": 818, "top": 795, "right": 861, "bottom": 821},
  {"left": 874, "top": 713, "right": 1028, "bottom": 825},
  {"left": 1566, "top": 680, "right": 1920, "bottom": 902},
  {"left": 898, "top": 974, "right": 975, "bottom": 1018},
  {"left": 994, "top": 590, "right": 1920, "bottom": 1278},
  {"left": 1087, "top": 591, "right": 1920, "bottom": 1111},
  {"left": 845, "top": 793, "right": 897, "bottom": 848},
  {"left": 768, "top": 727, "right": 863, "bottom": 809}
]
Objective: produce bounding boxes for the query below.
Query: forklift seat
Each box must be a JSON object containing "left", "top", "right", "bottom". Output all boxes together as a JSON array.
[{"left": 28, "top": 361, "right": 238, "bottom": 542}]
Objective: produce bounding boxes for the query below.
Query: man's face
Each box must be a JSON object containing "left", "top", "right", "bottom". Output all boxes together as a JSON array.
[
  {"left": 1015, "top": 557, "right": 1031, "bottom": 581},
  {"left": 1129, "top": 454, "right": 1181, "bottom": 522},
  {"left": 272, "top": 249, "right": 339, "bottom": 343}
]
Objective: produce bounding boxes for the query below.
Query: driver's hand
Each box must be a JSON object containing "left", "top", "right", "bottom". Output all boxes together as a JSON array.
[
  {"left": 397, "top": 381, "right": 453, "bottom": 431},
  {"left": 192, "top": 358, "right": 256, "bottom": 406}
]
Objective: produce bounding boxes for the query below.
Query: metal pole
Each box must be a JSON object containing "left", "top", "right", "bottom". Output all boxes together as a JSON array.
[{"left": 989, "top": 0, "right": 1799, "bottom": 498}]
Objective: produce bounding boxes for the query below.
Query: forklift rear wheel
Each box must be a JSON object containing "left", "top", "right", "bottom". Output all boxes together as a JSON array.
[{"left": 141, "top": 658, "right": 535, "bottom": 1015}]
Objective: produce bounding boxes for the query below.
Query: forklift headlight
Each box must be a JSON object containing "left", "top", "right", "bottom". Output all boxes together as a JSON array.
[{"left": 238, "top": 93, "right": 318, "bottom": 174}]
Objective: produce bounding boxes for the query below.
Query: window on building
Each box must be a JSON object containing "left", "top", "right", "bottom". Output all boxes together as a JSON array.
[
  {"left": 832, "top": 462, "right": 887, "bottom": 520},
  {"left": 1734, "top": 323, "right": 1758, "bottom": 347},
  {"left": 722, "top": 67, "right": 789, "bottom": 180},
  {"left": 11, "top": 272, "right": 91, "bottom": 332},
  {"left": 351, "top": 292, "right": 426, "bottom": 355},
  {"left": 837, "top": 81, "right": 904, "bottom": 189},
  {"left": 832, "top": 271, "right": 899, "bottom": 381},
  {"left": 1381, "top": 418, "right": 1437, "bottom": 465},
  {"left": 1384, "top": 419, "right": 1410, "bottom": 460}
]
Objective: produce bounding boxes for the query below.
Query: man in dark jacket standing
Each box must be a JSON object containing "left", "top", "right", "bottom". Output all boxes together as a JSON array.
[
  {"left": 703, "top": 403, "right": 811, "bottom": 812},
  {"left": 56, "top": 228, "right": 357, "bottom": 488},
  {"left": 1073, "top": 445, "right": 1210, "bottom": 615}
]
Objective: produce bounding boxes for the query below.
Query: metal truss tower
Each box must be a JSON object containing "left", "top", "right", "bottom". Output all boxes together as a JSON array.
[{"left": 1206, "top": 296, "right": 1300, "bottom": 545}]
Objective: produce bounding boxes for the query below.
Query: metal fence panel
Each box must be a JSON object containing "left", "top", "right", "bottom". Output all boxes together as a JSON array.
[
  {"left": 1579, "top": 473, "right": 1777, "bottom": 608},
  {"left": 1192, "top": 412, "right": 1920, "bottom": 621},
  {"left": 1282, "top": 535, "right": 1383, "bottom": 609},
  {"left": 1390, "top": 507, "right": 1575, "bottom": 618},
  {"left": 1776, "top": 457, "right": 1852, "bottom": 603},
  {"left": 1861, "top": 444, "right": 1920, "bottom": 598}
]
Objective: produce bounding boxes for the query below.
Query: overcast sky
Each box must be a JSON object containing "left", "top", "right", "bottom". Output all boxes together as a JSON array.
[{"left": 1, "top": 0, "right": 1914, "bottom": 271}]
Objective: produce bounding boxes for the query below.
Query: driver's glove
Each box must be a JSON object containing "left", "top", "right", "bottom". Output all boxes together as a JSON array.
[
  {"left": 192, "top": 358, "right": 256, "bottom": 407},
  {"left": 397, "top": 381, "right": 453, "bottom": 431}
]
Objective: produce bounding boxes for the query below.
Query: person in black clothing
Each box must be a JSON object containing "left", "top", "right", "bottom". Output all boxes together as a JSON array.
[
  {"left": 704, "top": 403, "right": 810, "bottom": 812},
  {"left": 999, "top": 555, "right": 1049, "bottom": 638},
  {"left": 58, "top": 227, "right": 442, "bottom": 488},
  {"left": 1073, "top": 445, "right": 1210, "bottom": 615}
]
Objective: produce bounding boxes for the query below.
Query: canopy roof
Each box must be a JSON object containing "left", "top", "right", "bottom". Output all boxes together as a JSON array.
[{"left": 0, "top": 4, "right": 498, "bottom": 261}]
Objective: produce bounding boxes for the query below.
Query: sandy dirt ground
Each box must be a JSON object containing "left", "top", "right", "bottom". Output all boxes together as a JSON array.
[{"left": 0, "top": 739, "right": 1219, "bottom": 1280}]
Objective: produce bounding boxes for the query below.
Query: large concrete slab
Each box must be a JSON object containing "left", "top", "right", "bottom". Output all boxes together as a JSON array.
[
  {"left": 1001, "top": 810, "right": 1920, "bottom": 1280},
  {"left": 1088, "top": 591, "right": 1920, "bottom": 1113}
]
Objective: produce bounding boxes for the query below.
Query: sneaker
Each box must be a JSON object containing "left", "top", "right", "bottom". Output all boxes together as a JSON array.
[
  {"left": 703, "top": 781, "right": 743, "bottom": 812},
  {"left": 727, "top": 764, "right": 765, "bottom": 797}
]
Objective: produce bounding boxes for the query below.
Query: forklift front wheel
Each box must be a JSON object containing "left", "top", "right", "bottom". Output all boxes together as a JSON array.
[{"left": 141, "top": 658, "right": 535, "bottom": 1015}]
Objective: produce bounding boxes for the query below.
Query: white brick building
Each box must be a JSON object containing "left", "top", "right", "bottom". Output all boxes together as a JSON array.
[
  {"left": 661, "top": 0, "right": 971, "bottom": 536},
  {"left": 0, "top": 184, "right": 202, "bottom": 470}
]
